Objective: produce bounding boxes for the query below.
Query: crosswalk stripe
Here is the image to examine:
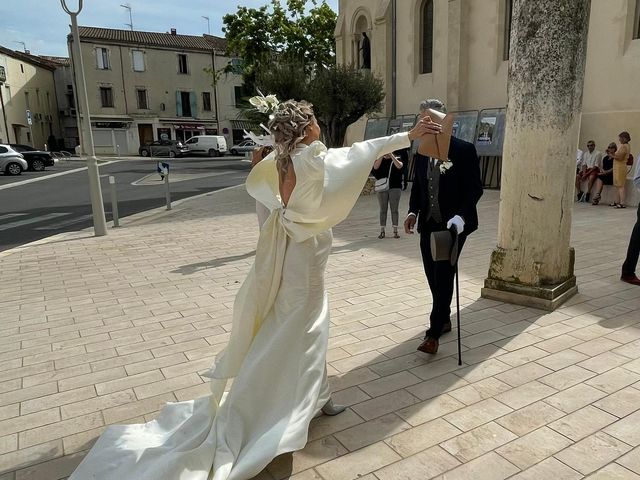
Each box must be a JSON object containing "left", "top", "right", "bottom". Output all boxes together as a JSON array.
[
  {"left": 0, "top": 213, "right": 28, "bottom": 222},
  {"left": 0, "top": 213, "right": 69, "bottom": 232},
  {"left": 35, "top": 214, "right": 93, "bottom": 230}
]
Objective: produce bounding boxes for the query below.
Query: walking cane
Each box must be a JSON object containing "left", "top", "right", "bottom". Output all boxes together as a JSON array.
[
  {"left": 431, "top": 227, "right": 463, "bottom": 365},
  {"left": 454, "top": 257, "right": 462, "bottom": 366}
]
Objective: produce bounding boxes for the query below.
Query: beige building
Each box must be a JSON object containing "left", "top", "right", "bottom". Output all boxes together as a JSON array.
[
  {"left": 0, "top": 46, "right": 61, "bottom": 148},
  {"left": 68, "top": 27, "right": 243, "bottom": 155},
  {"left": 335, "top": 0, "right": 640, "bottom": 152}
]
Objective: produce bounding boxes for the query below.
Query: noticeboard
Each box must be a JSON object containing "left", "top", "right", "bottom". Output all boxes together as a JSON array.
[
  {"left": 364, "top": 118, "right": 390, "bottom": 140},
  {"left": 475, "top": 108, "right": 507, "bottom": 157},
  {"left": 450, "top": 110, "right": 479, "bottom": 144}
]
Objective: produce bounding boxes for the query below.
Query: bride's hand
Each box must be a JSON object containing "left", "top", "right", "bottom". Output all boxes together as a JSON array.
[{"left": 408, "top": 117, "right": 442, "bottom": 141}]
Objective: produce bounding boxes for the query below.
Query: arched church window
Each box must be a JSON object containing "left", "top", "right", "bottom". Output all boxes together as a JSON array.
[{"left": 421, "top": 0, "right": 434, "bottom": 74}]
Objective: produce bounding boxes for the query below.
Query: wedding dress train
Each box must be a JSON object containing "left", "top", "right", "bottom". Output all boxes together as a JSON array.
[{"left": 69, "top": 132, "right": 411, "bottom": 480}]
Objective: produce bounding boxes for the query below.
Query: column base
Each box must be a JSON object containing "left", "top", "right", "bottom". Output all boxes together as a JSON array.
[{"left": 481, "top": 276, "right": 578, "bottom": 311}]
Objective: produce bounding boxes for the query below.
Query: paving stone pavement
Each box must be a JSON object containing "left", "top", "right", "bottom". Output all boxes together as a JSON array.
[{"left": 1, "top": 185, "right": 640, "bottom": 480}]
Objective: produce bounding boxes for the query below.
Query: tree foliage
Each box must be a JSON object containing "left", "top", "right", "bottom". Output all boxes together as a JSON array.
[
  {"left": 257, "top": 61, "right": 385, "bottom": 147},
  {"left": 223, "top": 0, "right": 337, "bottom": 76},
  {"left": 307, "top": 64, "right": 386, "bottom": 148},
  {"left": 224, "top": 1, "right": 386, "bottom": 147}
]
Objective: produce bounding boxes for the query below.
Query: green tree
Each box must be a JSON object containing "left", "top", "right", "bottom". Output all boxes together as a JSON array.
[
  {"left": 307, "top": 64, "right": 386, "bottom": 147},
  {"left": 223, "top": 0, "right": 337, "bottom": 78},
  {"left": 224, "top": 1, "right": 386, "bottom": 148},
  {"left": 257, "top": 61, "right": 386, "bottom": 148}
]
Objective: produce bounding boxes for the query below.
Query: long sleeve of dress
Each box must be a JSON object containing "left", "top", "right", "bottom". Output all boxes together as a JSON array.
[{"left": 247, "top": 132, "right": 411, "bottom": 242}]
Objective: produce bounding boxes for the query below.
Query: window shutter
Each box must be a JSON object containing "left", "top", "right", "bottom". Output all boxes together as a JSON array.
[
  {"left": 97, "top": 48, "right": 104, "bottom": 69},
  {"left": 189, "top": 92, "right": 197, "bottom": 118},
  {"left": 133, "top": 51, "right": 144, "bottom": 71},
  {"left": 176, "top": 91, "right": 183, "bottom": 117}
]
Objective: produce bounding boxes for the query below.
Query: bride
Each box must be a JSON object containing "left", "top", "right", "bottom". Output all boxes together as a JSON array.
[{"left": 70, "top": 100, "right": 439, "bottom": 480}]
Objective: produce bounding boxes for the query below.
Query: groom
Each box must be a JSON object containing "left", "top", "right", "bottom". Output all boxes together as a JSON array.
[{"left": 404, "top": 99, "right": 483, "bottom": 354}]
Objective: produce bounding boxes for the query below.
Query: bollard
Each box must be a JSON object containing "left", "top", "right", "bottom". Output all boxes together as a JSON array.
[
  {"left": 109, "top": 176, "right": 120, "bottom": 227},
  {"left": 164, "top": 174, "right": 172, "bottom": 210}
]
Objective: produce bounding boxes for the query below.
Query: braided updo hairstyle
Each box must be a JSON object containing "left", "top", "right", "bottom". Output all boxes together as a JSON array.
[{"left": 268, "top": 100, "right": 315, "bottom": 178}]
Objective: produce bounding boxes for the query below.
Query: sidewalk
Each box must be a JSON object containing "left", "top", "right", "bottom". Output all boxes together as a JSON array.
[{"left": 1, "top": 185, "right": 639, "bottom": 480}]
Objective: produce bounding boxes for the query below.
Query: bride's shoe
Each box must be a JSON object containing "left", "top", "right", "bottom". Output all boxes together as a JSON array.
[{"left": 321, "top": 398, "right": 346, "bottom": 416}]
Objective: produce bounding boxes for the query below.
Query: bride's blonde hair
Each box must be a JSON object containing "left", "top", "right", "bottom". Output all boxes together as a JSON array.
[{"left": 268, "top": 100, "right": 315, "bottom": 177}]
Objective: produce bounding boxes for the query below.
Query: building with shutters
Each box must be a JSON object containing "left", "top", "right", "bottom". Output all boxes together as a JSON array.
[
  {"left": 67, "top": 26, "right": 243, "bottom": 155},
  {"left": 0, "top": 46, "right": 61, "bottom": 148}
]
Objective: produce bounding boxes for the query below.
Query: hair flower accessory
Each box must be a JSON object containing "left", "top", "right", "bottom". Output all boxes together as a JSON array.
[{"left": 244, "top": 90, "right": 281, "bottom": 146}]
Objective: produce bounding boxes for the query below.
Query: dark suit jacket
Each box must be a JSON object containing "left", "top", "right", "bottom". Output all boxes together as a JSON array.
[{"left": 409, "top": 136, "right": 483, "bottom": 235}]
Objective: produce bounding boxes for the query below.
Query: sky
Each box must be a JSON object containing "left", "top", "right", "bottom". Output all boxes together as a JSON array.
[{"left": 0, "top": 0, "right": 339, "bottom": 57}]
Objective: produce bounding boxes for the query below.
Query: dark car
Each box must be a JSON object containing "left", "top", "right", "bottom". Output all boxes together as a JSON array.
[
  {"left": 139, "top": 140, "right": 189, "bottom": 158},
  {"left": 10, "top": 144, "right": 56, "bottom": 171}
]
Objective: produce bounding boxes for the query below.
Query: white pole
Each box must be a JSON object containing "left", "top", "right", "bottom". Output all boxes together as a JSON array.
[
  {"left": 164, "top": 174, "right": 172, "bottom": 210},
  {"left": 62, "top": 0, "right": 108, "bottom": 237},
  {"left": 109, "top": 175, "right": 120, "bottom": 227}
]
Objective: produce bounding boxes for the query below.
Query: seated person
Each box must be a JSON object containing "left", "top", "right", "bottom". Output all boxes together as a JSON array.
[
  {"left": 591, "top": 143, "right": 616, "bottom": 205},
  {"left": 576, "top": 140, "right": 603, "bottom": 202}
]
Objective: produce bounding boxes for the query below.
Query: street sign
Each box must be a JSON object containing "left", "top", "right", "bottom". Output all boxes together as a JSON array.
[
  {"left": 157, "top": 162, "right": 169, "bottom": 179},
  {"left": 26, "top": 110, "right": 32, "bottom": 126}
]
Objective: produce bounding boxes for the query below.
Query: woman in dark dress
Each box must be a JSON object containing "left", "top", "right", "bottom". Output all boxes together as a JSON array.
[{"left": 592, "top": 142, "right": 617, "bottom": 205}]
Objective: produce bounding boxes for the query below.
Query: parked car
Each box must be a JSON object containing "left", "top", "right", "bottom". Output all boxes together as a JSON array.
[
  {"left": 139, "top": 140, "right": 189, "bottom": 158},
  {"left": 229, "top": 139, "right": 257, "bottom": 156},
  {"left": 9, "top": 144, "right": 55, "bottom": 171},
  {"left": 183, "top": 135, "right": 228, "bottom": 157},
  {"left": 0, "top": 145, "right": 29, "bottom": 175}
]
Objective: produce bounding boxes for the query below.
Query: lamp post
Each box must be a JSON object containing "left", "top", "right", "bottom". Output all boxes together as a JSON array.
[
  {"left": 61, "top": 0, "right": 107, "bottom": 237},
  {"left": 0, "top": 68, "right": 10, "bottom": 144}
]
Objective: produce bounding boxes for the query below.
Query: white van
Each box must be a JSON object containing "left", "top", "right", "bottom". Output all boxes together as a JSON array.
[{"left": 183, "top": 135, "right": 228, "bottom": 157}]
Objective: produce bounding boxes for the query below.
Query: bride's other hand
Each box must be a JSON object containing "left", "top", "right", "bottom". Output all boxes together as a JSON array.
[{"left": 408, "top": 116, "right": 442, "bottom": 141}]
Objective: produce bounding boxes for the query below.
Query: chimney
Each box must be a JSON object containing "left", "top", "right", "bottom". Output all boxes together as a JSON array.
[
  {"left": 25, "top": 50, "right": 31, "bottom": 55},
  {"left": 170, "top": 28, "right": 177, "bottom": 36}
]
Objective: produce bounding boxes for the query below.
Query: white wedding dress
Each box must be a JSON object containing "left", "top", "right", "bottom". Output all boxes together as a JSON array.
[{"left": 69, "top": 132, "right": 411, "bottom": 480}]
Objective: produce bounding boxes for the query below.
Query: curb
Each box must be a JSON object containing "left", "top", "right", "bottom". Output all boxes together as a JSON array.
[{"left": 0, "top": 184, "right": 245, "bottom": 258}]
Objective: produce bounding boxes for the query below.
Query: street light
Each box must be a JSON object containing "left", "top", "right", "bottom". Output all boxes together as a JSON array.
[
  {"left": 202, "top": 16, "right": 210, "bottom": 35},
  {"left": 60, "top": 0, "right": 107, "bottom": 237},
  {"left": 121, "top": 4, "right": 133, "bottom": 31}
]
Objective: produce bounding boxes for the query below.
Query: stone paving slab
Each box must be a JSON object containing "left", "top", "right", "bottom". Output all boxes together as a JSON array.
[{"left": 0, "top": 184, "right": 639, "bottom": 479}]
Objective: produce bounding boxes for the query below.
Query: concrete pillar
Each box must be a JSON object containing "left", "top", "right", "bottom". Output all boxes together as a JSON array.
[
  {"left": 446, "top": 0, "right": 462, "bottom": 113},
  {"left": 481, "top": 0, "right": 591, "bottom": 310}
]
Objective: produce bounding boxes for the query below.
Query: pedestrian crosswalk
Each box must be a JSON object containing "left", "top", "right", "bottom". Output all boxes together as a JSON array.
[
  {"left": 35, "top": 214, "right": 93, "bottom": 230},
  {"left": 0, "top": 212, "right": 93, "bottom": 232}
]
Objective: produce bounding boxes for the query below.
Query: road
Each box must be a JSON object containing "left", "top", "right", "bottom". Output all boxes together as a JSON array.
[{"left": 0, "top": 155, "right": 251, "bottom": 251}]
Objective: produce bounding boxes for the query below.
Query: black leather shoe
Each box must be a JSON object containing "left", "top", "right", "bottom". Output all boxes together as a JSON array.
[{"left": 442, "top": 321, "right": 452, "bottom": 334}]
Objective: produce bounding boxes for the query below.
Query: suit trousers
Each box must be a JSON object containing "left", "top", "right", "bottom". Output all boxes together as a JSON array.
[
  {"left": 622, "top": 202, "right": 640, "bottom": 276},
  {"left": 419, "top": 220, "right": 466, "bottom": 339}
]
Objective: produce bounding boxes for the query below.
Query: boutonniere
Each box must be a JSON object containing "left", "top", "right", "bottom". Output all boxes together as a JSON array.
[{"left": 439, "top": 160, "right": 453, "bottom": 174}]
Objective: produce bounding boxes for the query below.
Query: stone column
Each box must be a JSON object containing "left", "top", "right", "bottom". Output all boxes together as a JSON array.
[{"left": 481, "top": 0, "right": 591, "bottom": 310}]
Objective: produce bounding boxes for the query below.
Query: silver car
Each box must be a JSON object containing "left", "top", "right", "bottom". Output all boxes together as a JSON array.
[
  {"left": 0, "top": 144, "right": 29, "bottom": 175},
  {"left": 229, "top": 139, "right": 257, "bottom": 156}
]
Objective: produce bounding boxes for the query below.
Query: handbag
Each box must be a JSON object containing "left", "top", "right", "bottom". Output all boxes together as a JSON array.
[
  {"left": 374, "top": 158, "right": 395, "bottom": 193},
  {"left": 627, "top": 153, "right": 634, "bottom": 167}
]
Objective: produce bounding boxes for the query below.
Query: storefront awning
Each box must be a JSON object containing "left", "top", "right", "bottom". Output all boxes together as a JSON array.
[
  {"left": 160, "top": 118, "right": 218, "bottom": 126},
  {"left": 231, "top": 120, "right": 260, "bottom": 131}
]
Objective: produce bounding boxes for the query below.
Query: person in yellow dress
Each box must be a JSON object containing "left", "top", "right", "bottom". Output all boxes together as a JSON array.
[{"left": 610, "top": 131, "right": 631, "bottom": 208}]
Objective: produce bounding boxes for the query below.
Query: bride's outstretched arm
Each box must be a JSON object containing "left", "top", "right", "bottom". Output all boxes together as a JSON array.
[{"left": 336, "top": 117, "right": 442, "bottom": 166}]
